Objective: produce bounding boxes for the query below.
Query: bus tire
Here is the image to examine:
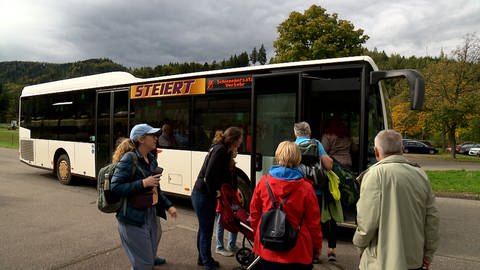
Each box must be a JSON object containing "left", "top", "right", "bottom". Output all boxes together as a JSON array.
[
  {"left": 56, "top": 154, "right": 72, "bottom": 185},
  {"left": 237, "top": 176, "right": 252, "bottom": 210}
]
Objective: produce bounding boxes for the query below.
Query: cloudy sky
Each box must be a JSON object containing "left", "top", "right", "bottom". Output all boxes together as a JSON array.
[{"left": 1, "top": 0, "right": 479, "bottom": 68}]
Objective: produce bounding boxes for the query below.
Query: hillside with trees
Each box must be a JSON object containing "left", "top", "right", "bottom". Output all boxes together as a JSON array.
[
  {"left": 1, "top": 4, "right": 479, "bottom": 156},
  {"left": 0, "top": 49, "right": 265, "bottom": 123}
]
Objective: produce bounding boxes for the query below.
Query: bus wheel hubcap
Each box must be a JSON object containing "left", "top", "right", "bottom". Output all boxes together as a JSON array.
[{"left": 59, "top": 161, "right": 69, "bottom": 180}]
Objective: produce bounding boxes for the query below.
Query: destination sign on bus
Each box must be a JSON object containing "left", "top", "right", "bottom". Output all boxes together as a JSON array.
[
  {"left": 207, "top": 75, "right": 252, "bottom": 91},
  {"left": 131, "top": 78, "right": 206, "bottom": 99}
]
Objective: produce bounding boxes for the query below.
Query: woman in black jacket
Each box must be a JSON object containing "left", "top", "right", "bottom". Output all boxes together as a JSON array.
[
  {"left": 111, "top": 123, "right": 177, "bottom": 270},
  {"left": 191, "top": 127, "right": 243, "bottom": 270}
]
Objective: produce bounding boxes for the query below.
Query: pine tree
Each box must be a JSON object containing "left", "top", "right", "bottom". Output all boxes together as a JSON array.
[
  {"left": 258, "top": 44, "right": 267, "bottom": 65},
  {"left": 250, "top": 47, "right": 258, "bottom": 65}
]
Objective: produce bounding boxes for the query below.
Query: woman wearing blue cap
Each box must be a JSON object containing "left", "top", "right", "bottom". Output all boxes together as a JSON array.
[{"left": 111, "top": 123, "right": 177, "bottom": 270}]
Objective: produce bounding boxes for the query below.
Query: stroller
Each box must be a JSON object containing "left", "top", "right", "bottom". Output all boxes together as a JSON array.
[{"left": 218, "top": 184, "right": 261, "bottom": 270}]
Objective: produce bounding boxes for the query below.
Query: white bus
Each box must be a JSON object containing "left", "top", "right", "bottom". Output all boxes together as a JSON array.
[{"left": 19, "top": 56, "right": 424, "bottom": 225}]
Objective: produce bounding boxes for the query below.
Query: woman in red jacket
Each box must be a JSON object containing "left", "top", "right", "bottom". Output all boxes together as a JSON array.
[{"left": 250, "top": 141, "right": 322, "bottom": 270}]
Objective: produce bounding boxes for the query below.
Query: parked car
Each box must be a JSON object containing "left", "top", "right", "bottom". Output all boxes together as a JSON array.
[
  {"left": 458, "top": 143, "right": 480, "bottom": 155},
  {"left": 403, "top": 140, "right": 438, "bottom": 154},
  {"left": 419, "top": 140, "right": 433, "bottom": 147},
  {"left": 467, "top": 146, "right": 480, "bottom": 156},
  {"left": 455, "top": 142, "right": 474, "bottom": 153}
]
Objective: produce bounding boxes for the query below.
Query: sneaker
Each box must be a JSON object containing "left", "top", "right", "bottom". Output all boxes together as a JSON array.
[
  {"left": 154, "top": 257, "right": 166, "bottom": 265},
  {"left": 312, "top": 257, "right": 321, "bottom": 264},
  {"left": 215, "top": 248, "right": 233, "bottom": 257},
  {"left": 226, "top": 245, "right": 241, "bottom": 252},
  {"left": 327, "top": 252, "right": 337, "bottom": 262}
]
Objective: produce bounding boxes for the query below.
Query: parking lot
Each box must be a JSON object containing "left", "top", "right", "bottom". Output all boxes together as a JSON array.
[
  {"left": 405, "top": 153, "right": 480, "bottom": 171},
  {"left": 1, "top": 148, "right": 479, "bottom": 270}
]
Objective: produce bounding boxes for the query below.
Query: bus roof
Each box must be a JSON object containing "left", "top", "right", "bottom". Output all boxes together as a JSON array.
[{"left": 21, "top": 56, "right": 378, "bottom": 97}]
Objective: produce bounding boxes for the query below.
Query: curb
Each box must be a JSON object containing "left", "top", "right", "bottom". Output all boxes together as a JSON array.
[{"left": 435, "top": 192, "right": 480, "bottom": 201}]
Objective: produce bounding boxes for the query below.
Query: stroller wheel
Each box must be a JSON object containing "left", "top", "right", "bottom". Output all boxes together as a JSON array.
[{"left": 236, "top": 247, "right": 254, "bottom": 266}]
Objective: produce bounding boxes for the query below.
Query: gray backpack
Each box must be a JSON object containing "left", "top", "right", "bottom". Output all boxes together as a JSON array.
[{"left": 298, "top": 139, "right": 329, "bottom": 191}]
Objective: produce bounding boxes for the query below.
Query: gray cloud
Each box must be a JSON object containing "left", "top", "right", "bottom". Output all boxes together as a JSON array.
[{"left": 1, "top": 0, "right": 479, "bottom": 67}]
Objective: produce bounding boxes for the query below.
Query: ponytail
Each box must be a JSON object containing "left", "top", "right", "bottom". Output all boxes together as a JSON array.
[
  {"left": 212, "top": 130, "right": 224, "bottom": 145},
  {"left": 112, "top": 138, "right": 135, "bottom": 163}
]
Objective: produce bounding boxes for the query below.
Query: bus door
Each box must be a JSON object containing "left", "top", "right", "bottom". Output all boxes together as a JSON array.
[
  {"left": 299, "top": 66, "right": 364, "bottom": 172},
  {"left": 252, "top": 72, "right": 300, "bottom": 183},
  {"left": 95, "top": 89, "right": 130, "bottom": 172},
  {"left": 299, "top": 64, "right": 387, "bottom": 173}
]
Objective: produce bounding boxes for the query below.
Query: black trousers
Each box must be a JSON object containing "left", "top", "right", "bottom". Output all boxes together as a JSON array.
[
  {"left": 317, "top": 195, "right": 338, "bottom": 249},
  {"left": 321, "top": 219, "right": 338, "bottom": 249}
]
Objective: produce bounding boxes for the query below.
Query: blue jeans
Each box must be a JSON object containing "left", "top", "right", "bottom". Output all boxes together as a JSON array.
[
  {"left": 215, "top": 213, "right": 238, "bottom": 250},
  {"left": 191, "top": 190, "right": 217, "bottom": 268}
]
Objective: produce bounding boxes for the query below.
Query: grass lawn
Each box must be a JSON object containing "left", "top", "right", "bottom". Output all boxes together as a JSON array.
[
  {"left": 427, "top": 170, "right": 480, "bottom": 194},
  {"left": 0, "top": 124, "right": 19, "bottom": 149}
]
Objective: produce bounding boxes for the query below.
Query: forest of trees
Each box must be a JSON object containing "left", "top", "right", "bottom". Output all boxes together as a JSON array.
[
  {"left": 1, "top": 4, "right": 479, "bottom": 156},
  {"left": 0, "top": 47, "right": 267, "bottom": 123}
]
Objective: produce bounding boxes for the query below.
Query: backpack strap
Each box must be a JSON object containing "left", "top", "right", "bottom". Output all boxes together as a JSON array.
[
  {"left": 119, "top": 151, "right": 146, "bottom": 215},
  {"left": 265, "top": 177, "right": 278, "bottom": 208},
  {"left": 126, "top": 151, "right": 147, "bottom": 178},
  {"left": 265, "top": 175, "right": 303, "bottom": 228},
  {"left": 310, "top": 138, "right": 319, "bottom": 157},
  {"left": 265, "top": 175, "right": 290, "bottom": 209}
]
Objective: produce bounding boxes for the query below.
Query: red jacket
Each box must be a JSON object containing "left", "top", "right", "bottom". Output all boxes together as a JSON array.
[{"left": 250, "top": 173, "right": 322, "bottom": 264}]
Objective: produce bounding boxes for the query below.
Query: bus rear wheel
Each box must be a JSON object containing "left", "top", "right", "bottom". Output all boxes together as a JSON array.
[
  {"left": 56, "top": 154, "right": 72, "bottom": 185},
  {"left": 237, "top": 177, "right": 252, "bottom": 210}
]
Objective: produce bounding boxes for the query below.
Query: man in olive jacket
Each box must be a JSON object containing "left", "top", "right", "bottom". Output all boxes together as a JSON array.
[{"left": 353, "top": 130, "right": 439, "bottom": 270}]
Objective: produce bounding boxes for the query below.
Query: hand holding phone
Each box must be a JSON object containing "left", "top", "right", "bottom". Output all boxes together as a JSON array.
[{"left": 153, "top": 167, "right": 164, "bottom": 176}]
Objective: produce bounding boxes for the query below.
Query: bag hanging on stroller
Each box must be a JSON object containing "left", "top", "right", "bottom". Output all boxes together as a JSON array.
[
  {"left": 218, "top": 183, "right": 254, "bottom": 240},
  {"left": 218, "top": 184, "right": 261, "bottom": 270}
]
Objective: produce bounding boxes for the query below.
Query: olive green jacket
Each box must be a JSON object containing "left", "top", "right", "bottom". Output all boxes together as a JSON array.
[{"left": 353, "top": 155, "right": 439, "bottom": 270}]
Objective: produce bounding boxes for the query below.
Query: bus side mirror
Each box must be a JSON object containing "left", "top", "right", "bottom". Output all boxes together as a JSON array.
[{"left": 370, "top": 69, "right": 425, "bottom": 110}]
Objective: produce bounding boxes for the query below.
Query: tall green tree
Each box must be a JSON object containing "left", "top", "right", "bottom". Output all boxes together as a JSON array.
[
  {"left": 237, "top": 52, "right": 250, "bottom": 67},
  {"left": 250, "top": 47, "right": 258, "bottom": 65},
  {"left": 423, "top": 34, "right": 480, "bottom": 157},
  {"left": 272, "top": 5, "right": 369, "bottom": 63},
  {"left": 258, "top": 44, "right": 267, "bottom": 65},
  {"left": 0, "top": 84, "right": 9, "bottom": 123}
]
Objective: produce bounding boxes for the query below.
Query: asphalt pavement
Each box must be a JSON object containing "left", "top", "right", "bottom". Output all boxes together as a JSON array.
[
  {"left": 1, "top": 148, "right": 479, "bottom": 270},
  {"left": 405, "top": 153, "right": 480, "bottom": 171}
]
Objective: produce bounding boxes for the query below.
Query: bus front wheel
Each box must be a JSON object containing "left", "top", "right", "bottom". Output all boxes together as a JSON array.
[{"left": 56, "top": 154, "right": 72, "bottom": 185}]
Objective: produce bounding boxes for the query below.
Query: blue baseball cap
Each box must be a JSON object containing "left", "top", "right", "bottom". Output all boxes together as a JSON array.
[{"left": 130, "top": 123, "right": 161, "bottom": 142}]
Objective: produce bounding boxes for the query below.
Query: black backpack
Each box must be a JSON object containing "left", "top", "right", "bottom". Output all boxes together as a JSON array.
[
  {"left": 97, "top": 152, "right": 138, "bottom": 213},
  {"left": 259, "top": 177, "right": 302, "bottom": 251},
  {"left": 297, "top": 139, "right": 329, "bottom": 190}
]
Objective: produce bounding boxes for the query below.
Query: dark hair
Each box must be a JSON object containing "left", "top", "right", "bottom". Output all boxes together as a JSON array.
[
  {"left": 212, "top": 127, "right": 243, "bottom": 148},
  {"left": 213, "top": 127, "right": 243, "bottom": 169},
  {"left": 325, "top": 118, "right": 350, "bottom": 138}
]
